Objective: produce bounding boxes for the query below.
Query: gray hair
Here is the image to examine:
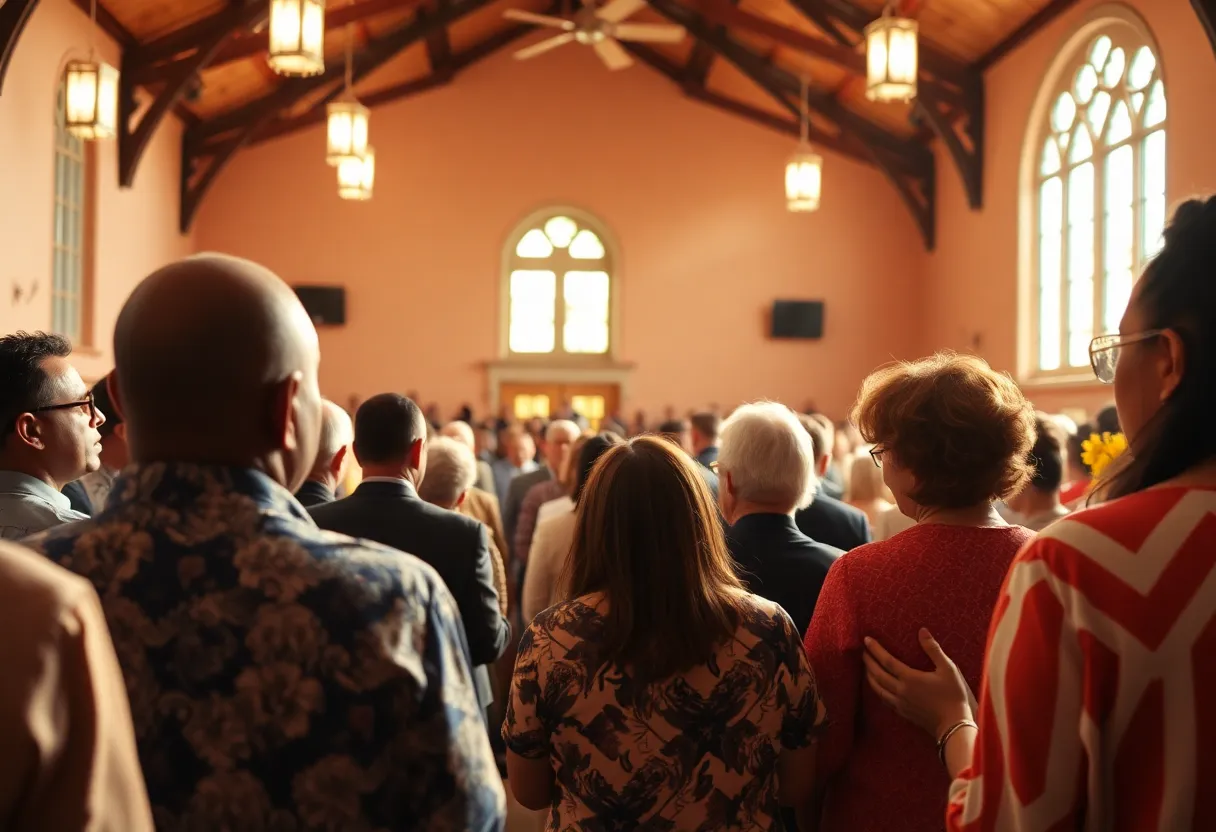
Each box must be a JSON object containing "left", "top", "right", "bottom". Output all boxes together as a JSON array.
[
  {"left": 315, "top": 399, "right": 353, "bottom": 467},
  {"left": 418, "top": 436, "right": 478, "bottom": 508},
  {"left": 440, "top": 420, "right": 476, "bottom": 451},
  {"left": 546, "top": 419, "right": 580, "bottom": 443},
  {"left": 718, "top": 401, "right": 817, "bottom": 511}
]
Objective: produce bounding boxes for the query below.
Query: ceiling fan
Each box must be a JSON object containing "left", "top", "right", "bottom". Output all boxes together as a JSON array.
[{"left": 504, "top": 0, "right": 686, "bottom": 71}]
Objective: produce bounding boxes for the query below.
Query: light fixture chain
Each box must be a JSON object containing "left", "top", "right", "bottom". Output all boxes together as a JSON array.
[{"left": 345, "top": 24, "right": 353, "bottom": 92}]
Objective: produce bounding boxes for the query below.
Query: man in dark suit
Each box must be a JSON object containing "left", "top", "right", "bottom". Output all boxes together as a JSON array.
[
  {"left": 690, "top": 412, "right": 720, "bottom": 470},
  {"left": 795, "top": 415, "right": 872, "bottom": 551},
  {"left": 310, "top": 394, "right": 510, "bottom": 711},
  {"left": 294, "top": 399, "right": 352, "bottom": 507},
  {"left": 719, "top": 403, "right": 842, "bottom": 635}
]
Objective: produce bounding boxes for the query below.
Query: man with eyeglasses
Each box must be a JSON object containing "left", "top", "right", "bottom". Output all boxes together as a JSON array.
[{"left": 0, "top": 332, "right": 105, "bottom": 540}]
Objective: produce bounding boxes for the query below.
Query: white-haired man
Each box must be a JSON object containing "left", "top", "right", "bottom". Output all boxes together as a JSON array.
[
  {"left": 503, "top": 419, "right": 579, "bottom": 563},
  {"left": 441, "top": 421, "right": 510, "bottom": 568},
  {"left": 294, "top": 399, "right": 353, "bottom": 507},
  {"left": 419, "top": 437, "right": 508, "bottom": 617},
  {"left": 719, "top": 402, "right": 842, "bottom": 636},
  {"left": 441, "top": 420, "right": 495, "bottom": 494}
]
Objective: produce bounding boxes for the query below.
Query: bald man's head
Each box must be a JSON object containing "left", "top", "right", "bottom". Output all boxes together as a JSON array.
[
  {"left": 310, "top": 399, "right": 353, "bottom": 478},
  {"left": 112, "top": 253, "right": 323, "bottom": 491},
  {"left": 440, "top": 420, "right": 475, "bottom": 451}
]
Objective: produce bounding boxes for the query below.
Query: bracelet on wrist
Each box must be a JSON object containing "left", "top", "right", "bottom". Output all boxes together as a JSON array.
[{"left": 936, "top": 719, "right": 978, "bottom": 767}]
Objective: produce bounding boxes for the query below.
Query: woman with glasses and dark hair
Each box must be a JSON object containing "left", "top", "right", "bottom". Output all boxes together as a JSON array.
[
  {"left": 864, "top": 197, "right": 1216, "bottom": 830},
  {"left": 802, "top": 352, "right": 1036, "bottom": 832},
  {"left": 503, "top": 436, "right": 825, "bottom": 827}
]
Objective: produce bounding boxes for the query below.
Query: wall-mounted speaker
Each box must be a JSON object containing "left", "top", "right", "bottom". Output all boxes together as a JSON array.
[
  {"left": 294, "top": 285, "right": 346, "bottom": 326},
  {"left": 771, "top": 300, "right": 824, "bottom": 339}
]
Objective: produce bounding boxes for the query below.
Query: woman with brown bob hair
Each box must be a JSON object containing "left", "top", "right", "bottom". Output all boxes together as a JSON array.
[
  {"left": 502, "top": 436, "right": 825, "bottom": 828},
  {"left": 801, "top": 352, "right": 1035, "bottom": 832}
]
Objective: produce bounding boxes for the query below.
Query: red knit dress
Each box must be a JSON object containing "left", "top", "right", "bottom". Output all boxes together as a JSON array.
[{"left": 804, "top": 522, "right": 1034, "bottom": 832}]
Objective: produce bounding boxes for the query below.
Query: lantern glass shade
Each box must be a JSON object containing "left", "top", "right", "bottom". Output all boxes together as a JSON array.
[
  {"left": 785, "top": 147, "right": 823, "bottom": 213},
  {"left": 865, "top": 14, "right": 918, "bottom": 102},
  {"left": 268, "top": 0, "right": 326, "bottom": 77},
  {"left": 63, "top": 59, "right": 119, "bottom": 140},
  {"left": 326, "top": 99, "right": 370, "bottom": 165},
  {"left": 337, "top": 148, "right": 375, "bottom": 200}
]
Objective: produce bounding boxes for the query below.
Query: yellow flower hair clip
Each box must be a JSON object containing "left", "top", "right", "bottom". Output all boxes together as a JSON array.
[{"left": 1081, "top": 431, "right": 1128, "bottom": 480}]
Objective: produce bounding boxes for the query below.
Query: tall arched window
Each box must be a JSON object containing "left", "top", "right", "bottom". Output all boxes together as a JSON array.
[
  {"left": 504, "top": 211, "right": 613, "bottom": 357},
  {"left": 52, "top": 81, "right": 91, "bottom": 345},
  {"left": 1031, "top": 23, "right": 1165, "bottom": 376}
]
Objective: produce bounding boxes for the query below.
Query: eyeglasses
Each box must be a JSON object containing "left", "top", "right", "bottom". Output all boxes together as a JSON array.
[
  {"left": 33, "top": 390, "right": 99, "bottom": 424},
  {"left": 1089, "top": 330, "right": 1164, "bottom": 384},
  {"left": 869, "top": 446, "right": 885, "bottom": 468}
]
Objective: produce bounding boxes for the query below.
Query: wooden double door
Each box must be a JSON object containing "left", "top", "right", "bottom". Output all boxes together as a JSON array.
[{"left": 499, "top": 383, "right": 619, "bottom": 431}]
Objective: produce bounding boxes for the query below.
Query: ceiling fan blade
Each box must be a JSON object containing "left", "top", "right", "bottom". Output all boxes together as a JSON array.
[
  {"left": 593, "top": 37, "right": 634, "bottom": 70},
  {"left": 611, "top": 22, "right": 686, "bottom": 42},
  {"left": 503, "top": 9, "right": 575, "bottom": 29},
  {"left": 514, "top": 31, "right": 576, "bottom": 60},
  {"left": 595, "top": 0, "right": 646, "bottom": 23}
]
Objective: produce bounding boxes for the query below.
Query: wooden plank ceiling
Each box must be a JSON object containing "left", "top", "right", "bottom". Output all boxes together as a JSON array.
[{"left": 53, "top": 0, "right": 1074, "bottom": 242}]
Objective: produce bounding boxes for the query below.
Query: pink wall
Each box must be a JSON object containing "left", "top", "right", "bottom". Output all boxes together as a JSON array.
[
  {"left": 925, "top": 0, "right": 1216, "bottom": 418},
  {"left": 0, "top": 0, "right": 195, "bottom": 383},
  {"left": 195, "top": 45, "right": 928, "bottom": 420}
]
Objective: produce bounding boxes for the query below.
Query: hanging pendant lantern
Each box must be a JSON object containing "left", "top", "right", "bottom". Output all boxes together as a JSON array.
[
  {"left": 268, "top": 0, "right": 326, "bottom": 77},
  {"left": 62, "top": 0, "right": 119, "bottom": 140},
  {"left": 338, "top": 147, "right": 375, "bottom": 200},
  {"left": 63, "top": 58, "right": 119, "bottom": 140},
  {"left": 865, "top": 2, "right": 918, "bottom": 103},
  {"left": 785, "top": 75, "right": 823, "bottom": 213},
  {"left": 326, "top": 28, "right": 369, "bottom": 165}
]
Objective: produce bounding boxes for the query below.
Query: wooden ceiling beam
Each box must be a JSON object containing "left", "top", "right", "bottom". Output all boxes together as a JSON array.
[
  {"left": 421, "top": 0, "right": 454, "bottom": 73},
  {"left": 181, "top": 0, "right": 500, "bottom": 231},
  {"left": 627, "top": 41, "right": 874, "bottom": 168},
  {"left": 200, "top": 14, "right": 549, "bottom": 154},
  {"left": 683, "top": 0, "right": 964, "bottom": 110},
  {"left": 130, "top": 0, "right": 425, "bottom": 85},
  {"left": 0, "top": 0, "right": 38, "bottom": 96},
  {"left": 67, "top": 0, "right": 136, "bottom": 48},
  {"left": 118, "top": 1, "right": 265, "bottom": 187},
  {"left": 974, "top": 0, "right": 1082, "bottom": 71}
]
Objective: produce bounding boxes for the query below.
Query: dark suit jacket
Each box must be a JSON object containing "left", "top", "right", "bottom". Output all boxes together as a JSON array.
[
  {"left": 726, "top": 513, "right": 842, "bottom": 636},
  {"left": 293, "top": 479, "right": 334, "bottom": 508},
  {"left": 696, "top": 446, "right": 719, "bottom": 468},
  {"left": 794, "top": 485, "right": 872, "bottom": 552},
  {"left": 503, "top": 466, "right": 552, "bottom": 559},
  {"left": 62, "top": 480, "right": 93, "bottom": 516},
  {"left": 309, "top": 480, "right": 510, "bottom": 708}
]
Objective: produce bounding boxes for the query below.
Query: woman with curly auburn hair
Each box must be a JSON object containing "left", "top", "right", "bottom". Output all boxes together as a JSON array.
[{"left": 801, "top": 352, "right": 1036, "bottom": 832}]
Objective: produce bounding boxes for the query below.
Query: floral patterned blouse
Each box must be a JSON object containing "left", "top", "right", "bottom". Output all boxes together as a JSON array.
[
  {"left": 25, "top": 463, "right": 506, "bottom": 832},
  {"left": 503, "top": 592, "right": 825, "bottom": 829}
]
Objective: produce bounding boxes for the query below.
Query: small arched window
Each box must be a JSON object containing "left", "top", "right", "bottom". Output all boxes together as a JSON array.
[
  {"left": 504, "top": 211, "right": 613, "bottom": 357},
  {"left": 1030, "top": 20, "right": 1165, "bottom": 376},
  {"left": 52, "top": 81, "right": 92, "bottom": 345}
]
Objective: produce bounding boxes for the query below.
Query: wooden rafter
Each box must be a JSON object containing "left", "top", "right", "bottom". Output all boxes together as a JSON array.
[
  {"left": 421, "top": 0, "right": 454, "bottom": 72},
  {"left": 179, "top": 0, "right": 502, "bottom": 231},
  {"left": 128, "top": 0, "right": 427, "bottom": 85},
  {"left": 67, "top": 0, "right": 135, "bottom": 48},
  {"left": 118, "top": 1, "right": 267, "bottom": 186},
  {"left": 0, "top": 0, "right": 38, "bottom": 96},
  {"left": 784, "top": 0, "right": 983, "bottom": 212},
  {"left": 648, "top": 0, "right": 935, "bottom": 247},
  {"left": 974, "top": 0, "right": 1082, "bottom": 71}
]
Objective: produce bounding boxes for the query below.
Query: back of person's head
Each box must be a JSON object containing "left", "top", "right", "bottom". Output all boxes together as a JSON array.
[
  {"left": 0, "top": 332, "right": 73, "bottom": 440},
  {"left": 1068, "top": 422, "right": 1093, "bottom": 477},
  {"left": 112, "top": 253, "right": 323, "bottom": 491},
  {"left": 1105, "top": 197, "right": 1216, "bottom": 497},
  {"left": 798, "top": 413, "right": 831, "bottom": 464},
  {"left": 570, "top": 431, "right": 623, "bottom": 506},
  {"left": 848, "top": 454, "right": 887, "bottom": 502},
  {"left": 657, "top": 418, "right": 688, "bottom": 438},
  {"left": 1095, "top": 405, "right": 1121, "bottom": 435},
  {"left": 1027, "top": 413, "right": 1067, "bottom": 494},
  {"left": 313, "top": 399, "right": 353, "bottom": 473},
  {"left": 564, "top": 436, "right": 745, "bottom": 684},
  {"left": 853, "top": 352, "right": 1036, "bottom": 509},
  {"left": 689, "top": 412, "right": 721, "bottom": 443},
  {"left": 417, "top": 436, "right": 477, "bottom": 508},
  {"left": 91, "top": 373, "right": 122, "bottom": 439},
  {"left": 440, "top": 420, "right": 476, "bottom": 451},
  {"left": 353, "top": 394, "right": 425, "bottom": 465},
  {"left": 717, "top": 402, "right": 816, "bottom": 514}
]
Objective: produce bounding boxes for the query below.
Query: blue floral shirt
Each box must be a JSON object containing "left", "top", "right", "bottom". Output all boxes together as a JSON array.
[{"left": 25, "top": 463, "right": 506, "bottom": 832}]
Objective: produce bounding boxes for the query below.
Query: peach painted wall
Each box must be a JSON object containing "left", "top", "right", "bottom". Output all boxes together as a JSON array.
[
  {"left": 195, "top": 45, "right": 928, "bottom": 420},
  {"left": 0, "top": 0, "right": 195, "bottom": 382},
  {"left": 924, "top": 0, "right": 1216, "bottom": 419}
]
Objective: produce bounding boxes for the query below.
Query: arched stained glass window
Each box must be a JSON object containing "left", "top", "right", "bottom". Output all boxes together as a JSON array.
[
  {"left": 1031, "top": 24, "right": 1165, "bottom": 375},
  {"left": 505, "top": 212, "right": 613, "bottom": 356}
]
